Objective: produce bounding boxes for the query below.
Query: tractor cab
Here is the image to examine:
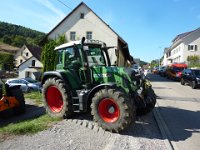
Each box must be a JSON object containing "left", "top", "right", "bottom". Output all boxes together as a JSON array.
[{"left": 54, "top": 39, "right": 112, "bottom": 89}]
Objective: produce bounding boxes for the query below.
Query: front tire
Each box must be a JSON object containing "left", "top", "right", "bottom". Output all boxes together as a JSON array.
[
  {"left": 42, "top": 78, "right": 73, "bottom": 118},
  {"left": 136, "top": 87, "right": 156, "bottom": 116},
  {"left": 91, "top": 88, "right": 135, "bottom": 132}
]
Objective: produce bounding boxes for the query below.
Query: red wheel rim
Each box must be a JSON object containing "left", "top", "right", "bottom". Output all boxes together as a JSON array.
[
  {"left": 98, "top": 98, "right": 120, "bottom": 123},
  {"left": 46, "top": 86, "right": 63, "bottom": 113}
]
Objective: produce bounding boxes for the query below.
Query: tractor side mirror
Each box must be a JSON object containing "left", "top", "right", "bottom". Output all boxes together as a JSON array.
[
  {"left": 73, "top": 45, "right": 80, "bottom": 57},
  {"left": 81, "top": 37, "right": 85, "bottom": 45}
]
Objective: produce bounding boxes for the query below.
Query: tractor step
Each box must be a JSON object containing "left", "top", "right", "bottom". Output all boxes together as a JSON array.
[{"left": 72, "top": 96, "right": 80, "bottom": 112}]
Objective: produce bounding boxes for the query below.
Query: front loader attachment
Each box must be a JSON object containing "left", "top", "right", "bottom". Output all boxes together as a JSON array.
[{"left": 135, "top": 79, "right": 157, "bottom": 116}]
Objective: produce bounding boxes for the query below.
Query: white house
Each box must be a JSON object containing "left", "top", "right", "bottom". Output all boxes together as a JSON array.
[
  {"left": 42, "top": 2, "right": 132, "bottom": 66},
  {"left": 15, "top": 45, "right": 43, "bottom": 80},
  {"left": 163, "top": 27, "right": 200, "bottom": 66}
]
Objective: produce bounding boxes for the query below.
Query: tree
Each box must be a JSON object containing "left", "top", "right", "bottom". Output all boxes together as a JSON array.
[
  {"left": 150, "top": 60, "right": 159, "bottom": 68},
  {"left": 2, "top": 35, "right": 12, "bottom": 45},
  {"left": 0, "top": 53, "right": 15, "bottom": 71},
  {"left": 187, "top": 55, "right": 200, "bottom": 68},
  {"left": 41, "top": 35, "right": 67, "bottom": 72}
]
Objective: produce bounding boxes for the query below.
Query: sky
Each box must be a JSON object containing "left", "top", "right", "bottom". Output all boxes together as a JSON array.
[{"left": 0, "top": 0, "right": 200, "bottom": 63}]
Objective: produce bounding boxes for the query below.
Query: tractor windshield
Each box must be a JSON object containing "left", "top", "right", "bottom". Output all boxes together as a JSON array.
[{"left": 87, "top": 45, "right": 106, "bottom": 66}]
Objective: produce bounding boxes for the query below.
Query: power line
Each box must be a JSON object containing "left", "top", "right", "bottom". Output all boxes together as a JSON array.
[
  {"left": 56, "top": 0, "right": 72, "bottom": 10},
  {"left": 55, "top": 0, "right": 120, "bottom": 45}
]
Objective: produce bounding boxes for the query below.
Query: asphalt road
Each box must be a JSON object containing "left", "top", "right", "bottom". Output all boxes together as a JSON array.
[{"left": 149, "top": 73, "right": 200, "bottom": 150}]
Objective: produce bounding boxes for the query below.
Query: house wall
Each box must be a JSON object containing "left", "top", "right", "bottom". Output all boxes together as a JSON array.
[
  {"left": 182, "top": 30, "right": 200, "bottom": 62},
  {"left": 163, "top": 28, "right": 200, "bottom": 66},
  {"left": 48, "top": 5, "right": 119, "bottom": 65},
  {"left": 19, "top": 57, "right": 43, "bottom": 80},
  {"left": 15, "top": 45, "right": 33, "bottom": 67}
]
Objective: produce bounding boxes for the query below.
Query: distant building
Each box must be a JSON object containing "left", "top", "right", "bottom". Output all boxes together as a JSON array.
[
  {"left": 133, "top": 58, "right": 140, "bottom": 65},
  {"left": 163, "top": 27, "right": 200, "bottom": 66},
  {"left": 15, "top": 45, "right": 43, "bottom": 80},
  {"left": 41, "top": 2, "right": 131, "bottom": 67}
]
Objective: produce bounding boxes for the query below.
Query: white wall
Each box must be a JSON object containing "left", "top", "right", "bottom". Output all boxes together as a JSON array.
[
  {"left": 48, "top": 5, "right": 118, "bottom": 65},
  {"left": 182, "top": 29, "right": 200, "bottom": 63},
  {"left": 163, "top": 28, "right": 200, "bottom": 65},
  {"left": 15, "top": 45, "right": 33, "bottom": 67},
  {"left": 18, "top": 57, "right": 43, "bottom": 80}
]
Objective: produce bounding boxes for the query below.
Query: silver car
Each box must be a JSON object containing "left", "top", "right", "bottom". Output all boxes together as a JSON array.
[{"left": 6, "top": 78, "right": 41, "bottom": 92}]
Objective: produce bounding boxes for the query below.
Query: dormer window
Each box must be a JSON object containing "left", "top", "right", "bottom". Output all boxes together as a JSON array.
[
  {"left": 26, "top": 52, "right": 29, "bottom": 57},
  {"left": 80, "top": 13, "right": 84, "bottom": 19}
]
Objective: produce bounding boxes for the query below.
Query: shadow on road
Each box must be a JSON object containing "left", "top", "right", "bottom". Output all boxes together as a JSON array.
[
  {"left": 147, "top": 74, "right": 178, "bottom": 83},
  {"left": 0, "top": 104, "right": 45, "bottom": 127},
  {"left": 157, "top": 106, "right": 200, "bottom": 142}
]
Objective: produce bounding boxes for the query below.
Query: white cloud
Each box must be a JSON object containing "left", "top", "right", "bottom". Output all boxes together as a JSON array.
[
  {"left": 7, "top": 2, "right": 64, "bottom": 32},
  {"left": 35, "top": 0, "right": 65, "bottom": 19}
]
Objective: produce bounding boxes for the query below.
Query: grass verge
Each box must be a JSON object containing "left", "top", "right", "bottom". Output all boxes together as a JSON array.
[
  {"left": 24, "top": 91, "right": 42, "bottom": 105},
  {"left": 0, "top": 114, "right": 61, "bottom": 135}
]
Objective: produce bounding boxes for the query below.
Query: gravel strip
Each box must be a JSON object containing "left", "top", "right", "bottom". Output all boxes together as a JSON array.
[{"left": 0, "top": 112, "right": 167, "bottom": 150}]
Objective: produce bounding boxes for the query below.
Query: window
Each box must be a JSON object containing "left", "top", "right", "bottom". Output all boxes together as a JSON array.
[
  {"left": 70, "top": 32, "right": 76, "bottom": 41},
  {"left": 80, "top": 13, "right": 84, "bottom": 19},
  {"left": 26, "top": 52, "right": 29, "bottom": 57},
  {"left": 20, "top": 59, "right": 23, "bottom": 64},
  {"left": 32, "top": 60, "right": 35, "bottom": 66},
  {"left": 26, "top": 71, "right": 31, "bottom": 78},
  {"left": 86, "top": 32, "right": 92, "bottom": 40},
  {"left": 188, "top": 45, "right": 197, "bottom": 51}
]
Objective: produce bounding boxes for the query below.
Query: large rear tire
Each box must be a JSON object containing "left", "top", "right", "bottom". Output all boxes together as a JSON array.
[
  {"left": 42, "top": 78, "right": 73, "bottom": 118},
  {"left": 91, "top": 88, "right": 135, "bottom": 132},
  {"left": 10, "top": 88, "right": 26, "bottom": 115}
]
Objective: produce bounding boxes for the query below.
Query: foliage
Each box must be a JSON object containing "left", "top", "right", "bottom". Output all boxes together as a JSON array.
[
  {"left": 140, "top": 60, "right": 148, "bottom": 66},
  {"left": 187, "top": 55, "right": 200, "bottom": 68},
  {"left": 150, "top": 59, "right": 159, "bottom": 68},
  {"left": 0, "top": 21, "right": 45, "bottom": 47},
  {"left": 41, "top": 35, "right": 67, "bottom": 72},
  {"left": 0, "top": 114, "right": 61, "bottom": 135},
  {"left": 0, "top": 53, "right": 15, "bottom": 70}
]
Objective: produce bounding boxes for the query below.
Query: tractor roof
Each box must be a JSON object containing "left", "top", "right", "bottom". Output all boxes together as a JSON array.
[{"left": 54, "top": 39, "right": 106, "bottom": 50}]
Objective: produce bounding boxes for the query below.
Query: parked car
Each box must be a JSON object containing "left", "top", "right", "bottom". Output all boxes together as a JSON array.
[
  {"left": 158, "top": 66, "right": 167, "bottom": 77},
  {"left": 180, "top": 69, "right": 200, "bottom": 89},
  {"left": 152, "top": 66, "right": 159, "bottom": 74},
  {"left": 165, "top": 63, "right": 187, "bottom": 80},
  {"left": 6, "top": 78, "right": 41, "bottom": 92}
]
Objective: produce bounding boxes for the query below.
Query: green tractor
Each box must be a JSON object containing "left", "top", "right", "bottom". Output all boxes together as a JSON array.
[{"left": 42, "top": 37, "right": 156, "bottom": 132}]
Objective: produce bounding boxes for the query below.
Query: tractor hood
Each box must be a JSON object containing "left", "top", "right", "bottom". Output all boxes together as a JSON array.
[{"left": 92, "top": 66, "right": 134, "bottom": 86}]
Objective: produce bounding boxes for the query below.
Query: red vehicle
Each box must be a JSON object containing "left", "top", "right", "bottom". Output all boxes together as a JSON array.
[{"left": 165, "top": 63, "right": 187, "bottom": 80}]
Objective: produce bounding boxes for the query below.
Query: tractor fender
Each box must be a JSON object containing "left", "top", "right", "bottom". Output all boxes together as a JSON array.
[
  {"left": 87, "top": 83, "right": 117, "bottom": 103},
  {"left": 42, "top": 71, "right": 63, "bottom": 85},
  {"left": 42, "top": 71, "right": 71, "bottom": 87}
]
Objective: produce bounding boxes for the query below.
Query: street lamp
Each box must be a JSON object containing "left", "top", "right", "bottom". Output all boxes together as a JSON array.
[{"left": 158, "top": 46, "right": 162, "bottom": 67}]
